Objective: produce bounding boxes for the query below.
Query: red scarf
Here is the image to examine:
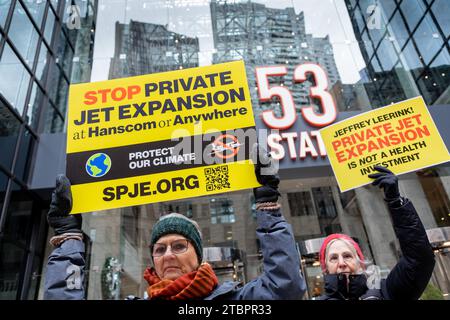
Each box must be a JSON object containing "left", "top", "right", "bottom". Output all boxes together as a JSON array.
[{"left": 144, "top": 263, "right": 219, "bottom": 300}]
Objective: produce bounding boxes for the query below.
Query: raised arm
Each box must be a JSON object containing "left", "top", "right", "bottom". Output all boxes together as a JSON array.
[
  {"left": 232, "top": 144, "right": 306, "bottom": 299},
  {"left": 43, "top": 175, "right": 85, "bottom": 300},
  {"left": 369, "top": 166, "right": 435, "bottom": 300}
]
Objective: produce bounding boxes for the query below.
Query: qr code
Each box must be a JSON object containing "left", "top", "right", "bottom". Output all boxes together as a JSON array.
[{"left": 205, "top": 165, "right": 231, "bottom": 192}]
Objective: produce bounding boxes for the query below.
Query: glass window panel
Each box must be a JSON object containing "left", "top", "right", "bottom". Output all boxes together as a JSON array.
[
  {"left": 417, "top": 73, "right": 441, "bottom": 106},
  {"left": 353, "top": 7, "right": 366, "bottom": 34},
  {"left": 35, "top": 41, "right": 49, "bottom": 82},
  {"left": 400, "top": 0, "right": 427, "bottom": 31},
  {"left": 380, "top": 0, "right": 397, "bottom": 20},
  {"left": 25, "top": 81, "right": 44, "bottom": 130},
  {"left": 0, "top": 99, "right": 20, "bottom": 171},
  {"left": 0, "top": 0, "right": 11, "bottom": 28},
  {"left": 347, "top": 0, "right": 357, "bottom": 10},
  {"left": 388, "top": 11, "right": 409, "bottom": 49},
  {"left": 426, "top": 50, "right": 450, "bottom": 103},
  {"left": 432, "top": 0, "right": 450, "bottom": 38},
  {"left": 43, "top": 103, "right": 64, "bottom": 133},
  {"left": 0, "top": 182, "right": 33, "bottom": 299},
  {"left": 414, "top": 15, "right": 444, "bottom": 65},
  {"left": 14, "top": 129, "right": 35, "bottom": 182},
  {"left": 360, "top": 31, "right": 374, "bottom": 60},
  {"left": 0, "top": 170, "right": 8, "bottom": 214},
  {"left": 430, "top": 48, "right": 450, "bottom": 68},
  {"left": 370, "top": 55, "right": 382, "bottom": 73},
  {"left": 0, "top": 42, "right": 31, "bottom": 115},
  {"left": 46, "top": 58, "right": 70, "bottom": 116},
  {"left": 377, "top": 37, "right": 399, "bottom": 71},
  {"left": 0, "top": 239, "right": 25, "bottom": 299},
  {"left": 55, "top": 77, "right": 69, "bottom": 115},
  {"left": 51, "top": 0, "right": 59, "bottom": 12},
  {"left": 8, "top": 1, "right": 40, "bottom": 66},
  {"left": 288, "top": 191, "right": 315, "bottom": 217},
  {"left": 401, "top": 39, "right": 425, "bottom": 78},
  {"left": 55, "top": 30, "right": 73, "bottom": 75},
  {"left": 46, "top": 57, "right": 62, "bottom": 102},
  {"left": 23, "top": 0, "right": 46, "bottom": 27},
  {"left": 44, "top": 6, "right": 56, "bottom": 43},
  {"left": 210, "top": 198, "right": 235, "bottom": 224}
]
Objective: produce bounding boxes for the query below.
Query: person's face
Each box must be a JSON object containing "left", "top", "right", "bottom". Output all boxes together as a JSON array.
[
  {"left": 152, "top": 234, "right": 199, "bottom": 281},
  {"left": 326, "top": 240, "right": 361, "bottom": 275}
]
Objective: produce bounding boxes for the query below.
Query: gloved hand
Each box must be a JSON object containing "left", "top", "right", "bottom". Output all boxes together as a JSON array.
[
  {"left": 368, "top": 165, "right": 400, "bottom": 200},
  {"left": 47, "top": 174, "right": 82, "bottom": 235},
  {"left": 252, "top": 143, "right": 280, "bottom": 203}
]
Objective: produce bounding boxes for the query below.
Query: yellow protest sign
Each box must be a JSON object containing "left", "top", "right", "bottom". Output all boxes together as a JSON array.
[
  {"left": 66, "top": 60, "right": 259, "bottom": 214},
  {"left": 320, "top": 96, "right": 450, "bottom": 192}
]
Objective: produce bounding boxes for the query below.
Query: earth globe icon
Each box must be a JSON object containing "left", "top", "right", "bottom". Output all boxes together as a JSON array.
[{"left": 86, "top": 153, "right": 112, "bottom": 178}]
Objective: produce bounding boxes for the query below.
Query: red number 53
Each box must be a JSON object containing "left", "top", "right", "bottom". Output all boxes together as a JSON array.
[{"left": 255, "top": 63, "right": 337, "bottom": 129}]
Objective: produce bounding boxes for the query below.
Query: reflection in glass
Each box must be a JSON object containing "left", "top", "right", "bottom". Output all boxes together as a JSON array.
[
  {"left": 401, "top": 40, "right": 424, "bottom": 76},
  {"left": 0, "top": 42, "right": 30, "bottom": 115},
  {"left": 25, "top": 82, "right": 44, "bottom": 130},
  {"left": 210, "top": 198, "right": 234, "bottom": 224},
  {"left": 388, "top": 11, "right": 409, "bottom": 49},
  {"left": 0, "top": 0, "right": 11, "bottom": 28},
  {"left": 8, "top": 1, "right": 40, "bottom": 67},
  {"left": 44, "top": 6, "right": 56, "bottom": 43},
  {"left": 14, "top": 129, "right": 35, "bottom": 182},
  {"left": 55, "top": 30, "right": 74, "bottom": 76},
  {"left": 109, "top": 20, "right": 199, "bottom": 79},
  {"left": 377, "top": 37, "right": 398, "bottom": 71},
  {"left": 288, "top": 191, "right": 315, "bottom": 216},
  {"left": 432, "top": 0, "right": 450, "bottom": 38},
  {"left": 417, "top": 168, "right": 450, "bottom": 227},
  {"left": 0, "top": 170, "right": 8, "bottom": 214},
  {"left": 35, "top": 42, "right": 49, "bottom": 82},
  {"left": 46, "top": 58, "right": 67, "bottom": 114},
  {"left": 312, "top": 187, "right": 340, "bottom": 235},
  {"left": 23, "top": 0, "right": 46, "bottom": 27},
  {"left": 400, "top": 0, "right": 426, "bottom": 31},
  {"left": 414, "top": 15, "right": 444, "bottom": 65},
  {"left": 43, "top": 103, "right": 64, "bottom": 133},
  {"left": 0, "top": 183, "right": 33, "bottom": 299},
  {"left": 0, "top": 100, "right": 20, "bottom": 172}
]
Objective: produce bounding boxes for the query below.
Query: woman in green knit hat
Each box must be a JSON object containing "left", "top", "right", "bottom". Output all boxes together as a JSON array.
[{"left": 43, "top": 145, "right": 306, "bottom": 300}]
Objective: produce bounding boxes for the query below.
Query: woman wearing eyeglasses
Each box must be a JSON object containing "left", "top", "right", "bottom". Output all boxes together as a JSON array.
[{"left": 43, "top": 145, "right": 306, "bottom": 300}]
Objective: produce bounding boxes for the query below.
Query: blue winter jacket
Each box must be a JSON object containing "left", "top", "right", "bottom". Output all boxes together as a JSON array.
[{"left": 44, "top": 208, "right": 307, "bottom": 300}]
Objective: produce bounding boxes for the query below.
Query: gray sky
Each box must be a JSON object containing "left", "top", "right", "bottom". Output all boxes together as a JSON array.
[{"left": 90, "top": 0, "right": 366, "bottom": 83}]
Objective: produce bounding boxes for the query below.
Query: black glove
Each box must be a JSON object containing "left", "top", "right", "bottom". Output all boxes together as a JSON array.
[
  {"left": 252, "top": 143, "right": 280, "bottom": 203},
  {"left": 47, "top": 174, "right": 82, "bottom": 235},
  {"left": 368, "top": 165, "right": 400, "bottom": 200}
]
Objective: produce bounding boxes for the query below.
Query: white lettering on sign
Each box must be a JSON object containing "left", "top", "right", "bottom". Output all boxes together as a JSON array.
[{"left": 267, "top": 131, "right": 326, "bottom": 160}]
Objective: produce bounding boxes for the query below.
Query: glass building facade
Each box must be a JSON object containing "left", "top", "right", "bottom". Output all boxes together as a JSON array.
[{"left": 0, "top": 0, "right": 449, "bottom": 300}]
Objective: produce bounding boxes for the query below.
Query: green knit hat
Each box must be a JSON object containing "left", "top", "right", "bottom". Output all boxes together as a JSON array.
[{"left": 150, "top": 213, "right": 203, "bottom": 263}]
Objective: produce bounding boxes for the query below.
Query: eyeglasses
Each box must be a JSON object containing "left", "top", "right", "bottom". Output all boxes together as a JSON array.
[{"left": 151, "top": 239, "right": 190, "bottom": 257}]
